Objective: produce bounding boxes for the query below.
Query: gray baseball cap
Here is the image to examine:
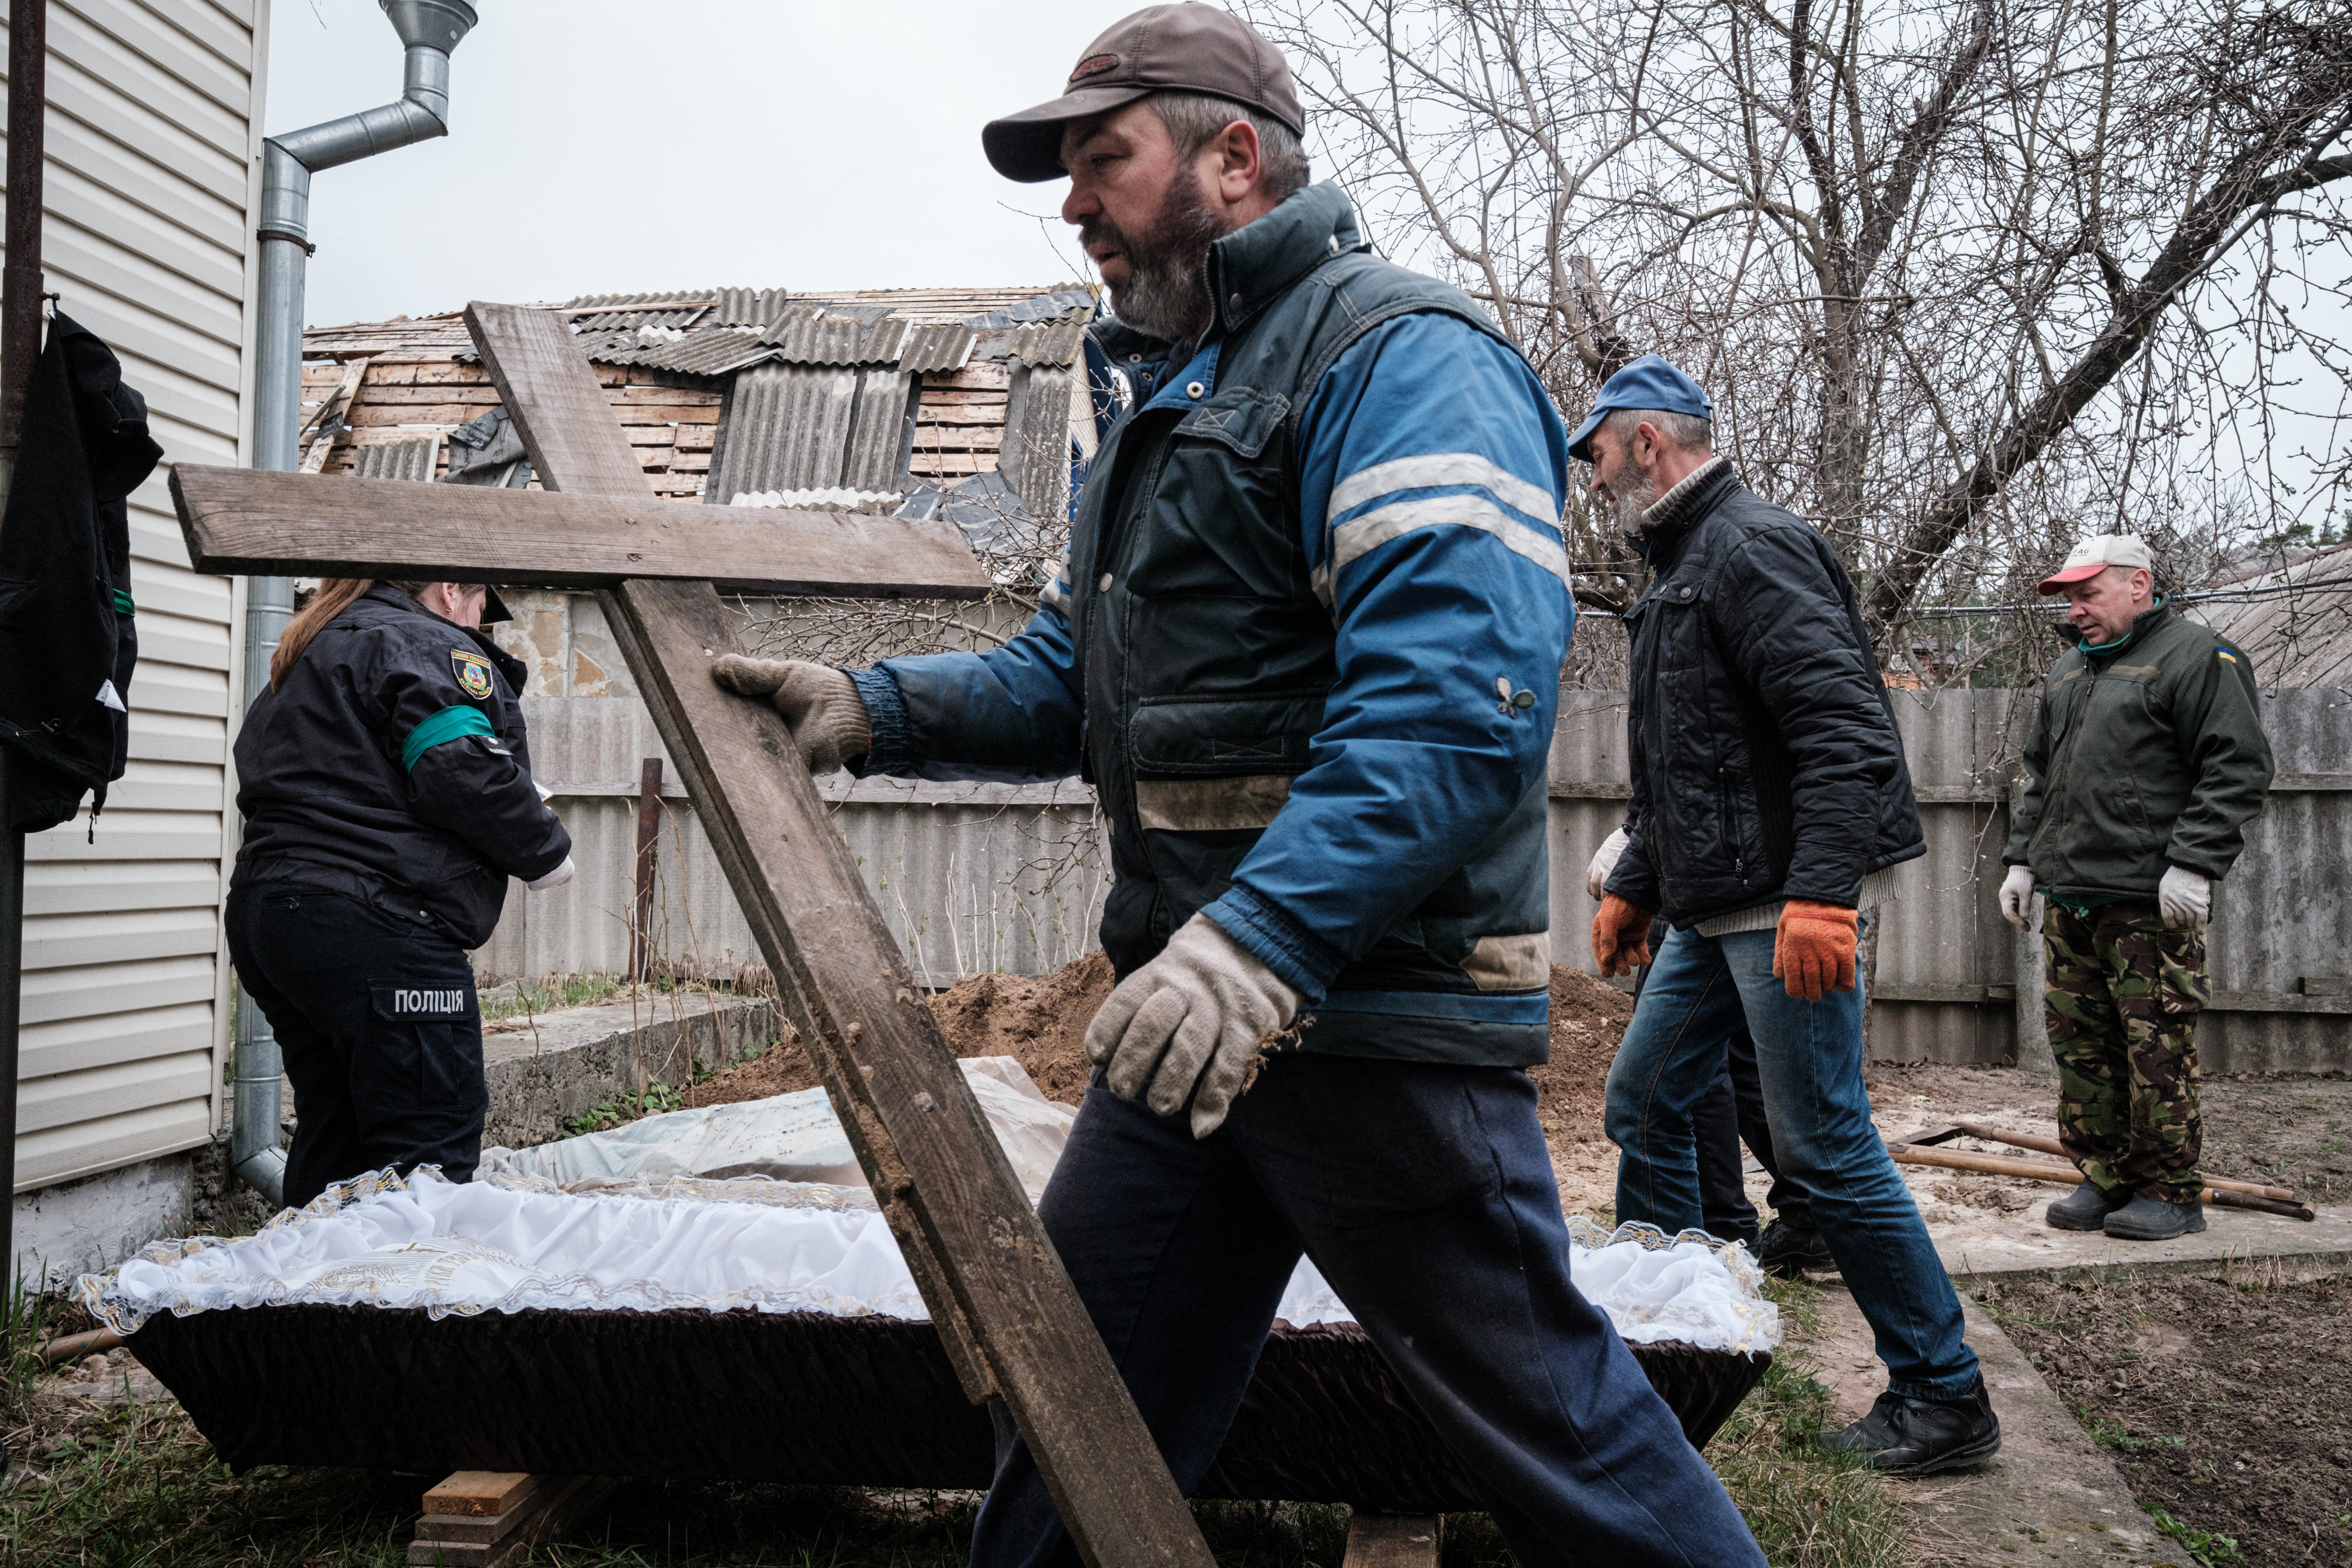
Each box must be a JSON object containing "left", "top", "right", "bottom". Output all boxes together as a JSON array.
[{"left": 982, "top": 4, "right": 1304, "bottom": 184}]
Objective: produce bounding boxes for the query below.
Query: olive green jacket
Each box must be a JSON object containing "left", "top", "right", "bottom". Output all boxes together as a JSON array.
[{"left": 2004, "top": 601, "right": 2273, "bottom": 901}]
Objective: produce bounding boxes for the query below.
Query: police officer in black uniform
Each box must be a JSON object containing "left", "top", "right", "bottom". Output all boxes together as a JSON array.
[{"left": 225, "top": 577, "right": 573, "bottom": 1206}]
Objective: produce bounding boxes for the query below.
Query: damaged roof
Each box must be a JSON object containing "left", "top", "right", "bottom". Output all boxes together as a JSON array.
[
  {"left": 300, "top": 281, "right": 1106, "bottom": 523},
  {"left": 304, "top": 284, "right": 1100, "bottom": 373}
]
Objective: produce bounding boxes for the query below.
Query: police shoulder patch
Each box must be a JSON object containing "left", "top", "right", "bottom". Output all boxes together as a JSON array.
[{"left": 450, "top": 649, "right": 494, "bottom": 699}]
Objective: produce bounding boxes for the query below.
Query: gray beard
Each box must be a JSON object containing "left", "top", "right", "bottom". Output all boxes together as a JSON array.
[
  {"left": 1092, "top": 170, "right": 1227, "bottom": 342},
  {"left": 1611, "top": 473, "right": 1660, "bottom": 537}
]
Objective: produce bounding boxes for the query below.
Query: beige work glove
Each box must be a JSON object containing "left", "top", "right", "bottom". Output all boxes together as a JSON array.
[
  {"left": 524, "top": 855, "right": 575, "bottom": 892},
  {"left": 2157, "top": 866, "right": 2211, "bottom": 935},
  {"left": 1586, "top": 826, "right": 1630, "bottom": 901},
  {"left": 710, "top": 657, "right": 871, "bottom": 773},
  {"left": 1085, "top": 914, "right": 1304, "bottom": 1138},
  {"left": 1998, "top": 865, "right": 2036, "bottom": 931}
]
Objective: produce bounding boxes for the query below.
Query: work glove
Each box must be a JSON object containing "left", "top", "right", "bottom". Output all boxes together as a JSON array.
[
  {"left": 1998, "top": 865, "right": 2036, "bottom": 932},
  {"left": 2157, "top": 866, "right": 2212, "bottom": 935},
  {"left": 1586, "top": 826, "right": 1630, "bottom": 901},
  {"left": 525, "top": 856, "right": 575, "bottom": 892},
  {"left": 1590, "top": 893, "right": 1654, "bottom": 978},
  {"left": 1773, "top": 900, "right": 1858, "bottom": 1002},
  {"left": 1084, "top": 914, "right": 1303, "bottom": 1139},
  {"left": 709, "top": 656, "right": 871, "bottom": 773}
]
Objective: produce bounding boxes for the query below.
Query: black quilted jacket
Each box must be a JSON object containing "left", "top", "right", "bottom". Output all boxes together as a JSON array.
[{"left": 1604, "top": 464, "right": 1925, "bottom": 926}]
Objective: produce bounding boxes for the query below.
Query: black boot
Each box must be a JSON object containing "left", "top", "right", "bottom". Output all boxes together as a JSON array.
[
  {"left": 2104, "top": 1192, "right": 2205, "bottom": 1240},
  {"left": 1754, "top": 1216, "right": 1833, "bottom": 1277},
  {"left": 1820, "top": 1378, "right": 2002, "bottom": 1476},
  {"left": 2045, "top": 1180, "right": 2132, "bottom": 1232}
]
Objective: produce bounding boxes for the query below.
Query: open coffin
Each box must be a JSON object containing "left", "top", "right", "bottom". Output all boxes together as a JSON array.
[{"left": 82, "top": 1059, "right": 1778, "bottom": 1509}]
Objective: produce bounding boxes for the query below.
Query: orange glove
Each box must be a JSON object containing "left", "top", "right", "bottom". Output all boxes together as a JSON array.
[
  {"left": 1591, "top": 893, "right": 1655, "bottom": 978},
  {"left": 1774, "top": 900, "right": 1858, "bottom": 1001}
]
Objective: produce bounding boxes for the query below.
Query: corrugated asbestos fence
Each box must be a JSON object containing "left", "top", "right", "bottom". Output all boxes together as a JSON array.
[
  {"left": 1552, "top": 687, "right": 2352, "bottom": 1074},
  {"left": 484, "top": 688, "right": 2351, "bottom": 1073},
  {"left": 473, "top": 700, "right": 1107, "bottom": 990}
]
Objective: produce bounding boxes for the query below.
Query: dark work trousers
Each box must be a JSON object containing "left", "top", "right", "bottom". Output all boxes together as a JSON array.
[
  {"left": 969, "top": 1056, "right": 1766, "bottom": 1568},
  {"left": 1634, "top": 916, "right": 1768, "bottom": 1248},
  {"left": 225, "top": 881, "right": 487, "bottom": 1207}
]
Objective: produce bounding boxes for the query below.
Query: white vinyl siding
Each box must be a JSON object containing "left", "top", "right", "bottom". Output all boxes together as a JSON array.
[{"left": 6, "top": 0, "right": 265, "bottom": 1192}]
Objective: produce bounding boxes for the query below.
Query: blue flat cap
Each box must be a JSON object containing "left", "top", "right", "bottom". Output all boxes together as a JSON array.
[{"left": 1566, "top": 354, "right": 1715, "bottom": 463}]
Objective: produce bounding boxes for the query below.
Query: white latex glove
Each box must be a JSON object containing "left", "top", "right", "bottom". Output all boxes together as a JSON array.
[
  {"left": 1586, "top": 826, "right": 1630, "bottom": 901},
  {"left": 709, "top": 656, "right": 871, "bottom": 773},
  {"left": 1998, "top": 865, "right": 2036, "bottom": 931},
  {"left": 525, "top": 855, "right": 575, "bottom": 892},
  {"left": 2157, "top": 866, "right": 2212, "bottom": 935},
  {"left": 1085, "top": 914, "right": 1305, "bottom": 1138}
]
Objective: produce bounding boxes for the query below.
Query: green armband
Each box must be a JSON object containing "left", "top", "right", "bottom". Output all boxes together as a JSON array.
[{"left": 401, "top": 705, "right": 495, "bottom": 773}]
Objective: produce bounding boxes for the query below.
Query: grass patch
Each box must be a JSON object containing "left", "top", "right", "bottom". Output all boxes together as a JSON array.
[
  {"left": 562, "top": 1078, "right": 689, "bottom": 1137},
  {"left": 1707, "top": 1278, "right": 1913, "bottom": 1568},
  {"left": 2143, "top": 1504, "right": 2245, "bottom": 1566},
  {"left": 481, "top": 972, "right": 636, "bottom": 1025}
]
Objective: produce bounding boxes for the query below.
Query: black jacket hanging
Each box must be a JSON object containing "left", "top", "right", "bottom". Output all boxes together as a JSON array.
[{"left": 0, "top": 310, "right": 164, "bottom": 834}]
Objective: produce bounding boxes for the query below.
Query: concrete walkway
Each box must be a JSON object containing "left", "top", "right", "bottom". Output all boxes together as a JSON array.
[
  {"left": 1927, "top": 1198, "right": 2352, "bottom": 1285},
  {"left": 1804, "top": 1285, "right": 2193, "bottom": 1566}
]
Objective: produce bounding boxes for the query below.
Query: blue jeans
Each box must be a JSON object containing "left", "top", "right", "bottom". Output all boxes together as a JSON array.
[
  {"left": 973, "top": 1055, "right": 1764, "bottom": 1568},
  {"left": 1606, "top": 922, "right": 1978, "bottom": 1402}
]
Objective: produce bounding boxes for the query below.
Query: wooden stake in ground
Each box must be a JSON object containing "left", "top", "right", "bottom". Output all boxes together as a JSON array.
[{"left": 169, "top": 300, "right": 1216, "bottom": 1568}]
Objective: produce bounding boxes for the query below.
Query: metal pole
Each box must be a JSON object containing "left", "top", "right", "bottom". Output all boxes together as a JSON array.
[
  {"left": 0, "top": 0, "right": 51, "bottom": 1307},
  {"left": 632, "top": 759, "right": 662, "bottom": 983}
]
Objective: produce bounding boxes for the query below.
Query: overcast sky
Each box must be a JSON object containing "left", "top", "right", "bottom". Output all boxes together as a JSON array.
[{"left": 268, "top": 0, "right": 1132, "bottom": 327}]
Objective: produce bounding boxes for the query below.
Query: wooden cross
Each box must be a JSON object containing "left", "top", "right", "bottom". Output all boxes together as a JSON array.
[{"left": 170, "top": 301, "right": 1213, "bottom": 1568}]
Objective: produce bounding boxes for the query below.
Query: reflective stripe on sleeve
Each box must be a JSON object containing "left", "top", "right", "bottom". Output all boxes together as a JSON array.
[{"left": 400, "top": 704, "right": 495, "bottom": 773}]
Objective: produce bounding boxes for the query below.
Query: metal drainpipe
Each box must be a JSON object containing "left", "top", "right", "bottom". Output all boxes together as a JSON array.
[{"left": 232, "top": 0, "right": 477, "bottom": 1203}]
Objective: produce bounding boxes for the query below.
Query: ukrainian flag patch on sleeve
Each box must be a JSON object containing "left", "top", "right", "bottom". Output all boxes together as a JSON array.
[{"left": 451, "top": 650, "right": 495, "bottom": 699}]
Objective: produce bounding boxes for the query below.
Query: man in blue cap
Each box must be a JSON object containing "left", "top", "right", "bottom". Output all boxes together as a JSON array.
[{"left": 1581, "top": 356, "right": 2002, "bottom": 1475}]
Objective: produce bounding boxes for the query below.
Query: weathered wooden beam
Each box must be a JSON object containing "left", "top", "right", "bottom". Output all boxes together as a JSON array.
[
  {"left": 168, "top": 463, "right": 989, "bottom": 599},
  {"left": 461, "top": 299, "right": 1212, "bottom": 1568}
]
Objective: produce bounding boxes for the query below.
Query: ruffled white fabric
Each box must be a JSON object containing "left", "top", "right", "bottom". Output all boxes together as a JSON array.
[{"left": 80, "top": 1064, "right": 1777, "bottom": 1356}]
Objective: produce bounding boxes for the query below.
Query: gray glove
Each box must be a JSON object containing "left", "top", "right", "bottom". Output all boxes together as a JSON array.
[
  {"left": 524, "top": 855, "right": 575, "bottom": 892},
  {"left": 2157, "top": 866, "right": 2212, "bottom": 935},
  {"left": 710, "top": 657, "right": 871, "bottom": 773},
  {"left": 1085, "top": 913, "right": 1304, "bottom": 1138},
  {"left": 1586, "top": 826, "right": 1630, "bottom": 901}
]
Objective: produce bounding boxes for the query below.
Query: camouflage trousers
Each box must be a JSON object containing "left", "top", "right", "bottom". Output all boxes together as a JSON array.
[{"left": 2043, "top": 901, "right": 2208, "bottom": 1205}]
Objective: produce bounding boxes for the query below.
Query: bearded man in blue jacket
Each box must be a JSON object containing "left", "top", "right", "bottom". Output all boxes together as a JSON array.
[{"left": 710, "top": 10, "right": 1764, "bottom": 1565}]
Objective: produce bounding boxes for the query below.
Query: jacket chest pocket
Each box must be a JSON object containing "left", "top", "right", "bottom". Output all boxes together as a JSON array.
[{"left": 1122, "top": 389, "right": 1294, "bottom": 599}]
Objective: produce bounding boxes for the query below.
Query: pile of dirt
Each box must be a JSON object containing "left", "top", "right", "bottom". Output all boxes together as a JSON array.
[
  {"left": 1987, "top": 1270, "right": 2352, "bottom": 1566},
  {"left": 680, "top": 952, "right": 1117, "bottom": 1111},
  {"left": 680, "top": 955, "right": 1633, "bottom": 1197},
  {"left": 922, "top": 950, "right": 1116, "bottom": 1103}
]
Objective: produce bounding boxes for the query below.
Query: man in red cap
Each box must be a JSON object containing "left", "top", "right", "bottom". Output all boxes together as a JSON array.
[
  {"left": 2001, "top": 535, "right": 2273, "bottom": 1241},
  {"left": 710, "top": 6, "right": 1766, "bottom": 1564}
]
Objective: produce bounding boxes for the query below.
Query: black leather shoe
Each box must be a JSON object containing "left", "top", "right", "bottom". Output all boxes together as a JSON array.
[
  {"left": 2104, "top": 1192, "right": 2205, "bottom": 1240},
  {"left": 2045, "top": 1180, "right": 2132, "bottom": 1232},
  {"left": 1754, "top": 1217, "right": 1833, "bottom": 1277},
  {"left": 1819, "top": 1379, "right": 2002, "bottom": 1476}
]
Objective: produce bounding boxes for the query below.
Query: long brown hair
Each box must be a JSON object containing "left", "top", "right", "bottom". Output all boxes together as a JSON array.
[{"left": 269, "top": 577, "right": 452, "bottom": 688}]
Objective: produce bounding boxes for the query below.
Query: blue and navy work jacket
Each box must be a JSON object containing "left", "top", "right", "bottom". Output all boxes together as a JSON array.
[{"left": 855, "top": 182, "right": 1575, "bottom": 1067}]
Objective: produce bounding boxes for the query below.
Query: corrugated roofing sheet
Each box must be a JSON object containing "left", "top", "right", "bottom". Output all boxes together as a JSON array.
[{"left": 972, "top": 317, "right": 1089, "bottom": 367}]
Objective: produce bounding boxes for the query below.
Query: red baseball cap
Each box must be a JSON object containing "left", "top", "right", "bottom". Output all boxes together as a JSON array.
[{"left": 982, "top": 4, "right": 1305, "bottom": 184}]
